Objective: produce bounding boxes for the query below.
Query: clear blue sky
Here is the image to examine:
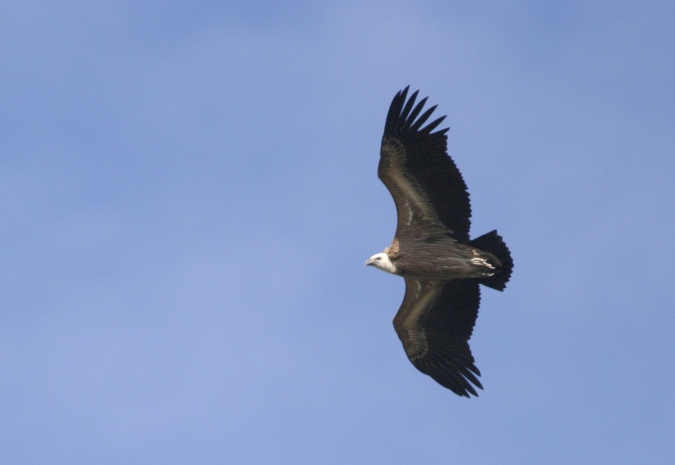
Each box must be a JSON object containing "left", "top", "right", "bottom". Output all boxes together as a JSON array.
[{"left": 2, "top": 1, "right": 674, "bottom": 463}]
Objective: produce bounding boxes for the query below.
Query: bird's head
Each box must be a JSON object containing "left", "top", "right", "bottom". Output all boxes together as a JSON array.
[{"left": 365, "top": 252, "right": 398, "bottom": 274}]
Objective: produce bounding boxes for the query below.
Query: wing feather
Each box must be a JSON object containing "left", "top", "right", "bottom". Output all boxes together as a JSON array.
[
  {"left": 419, "top": 115, "right": 447, "bottom": 135},
  {"left": 399, "top": 89, "right": 419, "bottom": 123},
  {"left": 407, "top": 97, "right": 429, "bottom": 125},
  {"left": 409, "top": 104, "right": 436, "bottom": 131}
]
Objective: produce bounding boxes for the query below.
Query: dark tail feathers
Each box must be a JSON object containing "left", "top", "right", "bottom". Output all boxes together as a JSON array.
[{"left": 469, "top": 230, "right": 513, "bottom": 291}]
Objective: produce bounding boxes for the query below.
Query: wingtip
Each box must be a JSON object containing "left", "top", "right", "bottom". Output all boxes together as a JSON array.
[
  {"left": 384, "top": 88, "right": 450, "bottom": 138},
  {"left": 398, "top": 85, "right": 410, "bottom": 102}
]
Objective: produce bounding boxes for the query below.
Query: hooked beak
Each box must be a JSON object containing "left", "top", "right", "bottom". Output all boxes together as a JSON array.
[{"left": 365, "top": 257, "right": 375, "bottom": 266}]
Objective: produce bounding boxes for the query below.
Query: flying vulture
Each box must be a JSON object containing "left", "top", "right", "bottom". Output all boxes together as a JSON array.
[{"left": 365, "top": 87, "right": 513, "bottom": 397}]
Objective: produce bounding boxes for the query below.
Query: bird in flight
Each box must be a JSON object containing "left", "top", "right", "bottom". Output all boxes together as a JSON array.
[{"left": 366, "top": 87, "right": 513, "bottom": 397}]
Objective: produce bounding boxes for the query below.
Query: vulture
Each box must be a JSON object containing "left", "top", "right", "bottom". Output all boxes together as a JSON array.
[{"left": 365, "top": 87, "right": 513, "bottom": 397}]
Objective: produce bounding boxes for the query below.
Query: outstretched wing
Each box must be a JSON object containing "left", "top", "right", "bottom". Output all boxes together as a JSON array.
[
  {"left": 379, "top": 86, "right": 471, "bottom": 243},
  {"left": 393, "top": 278, "right": 483, "bottom": 397}
]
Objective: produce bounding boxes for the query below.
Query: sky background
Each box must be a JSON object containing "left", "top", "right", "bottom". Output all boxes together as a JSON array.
[{"left": 2, "top": 1, "right": 675, "bottom": 464}]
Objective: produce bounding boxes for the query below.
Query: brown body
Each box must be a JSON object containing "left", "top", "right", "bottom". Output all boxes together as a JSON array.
[{"left": 388, "top": 228, "right": 501, "bottom": 280}]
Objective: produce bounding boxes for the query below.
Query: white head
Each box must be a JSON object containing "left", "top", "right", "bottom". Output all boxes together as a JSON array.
[{"left": 365, "top": 252, "right": 398, "bottom": 274}]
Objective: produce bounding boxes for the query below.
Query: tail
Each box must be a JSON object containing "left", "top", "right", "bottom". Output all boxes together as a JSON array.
[{"left": 469, "top": 230, "right": 513, "bottom": 291}]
